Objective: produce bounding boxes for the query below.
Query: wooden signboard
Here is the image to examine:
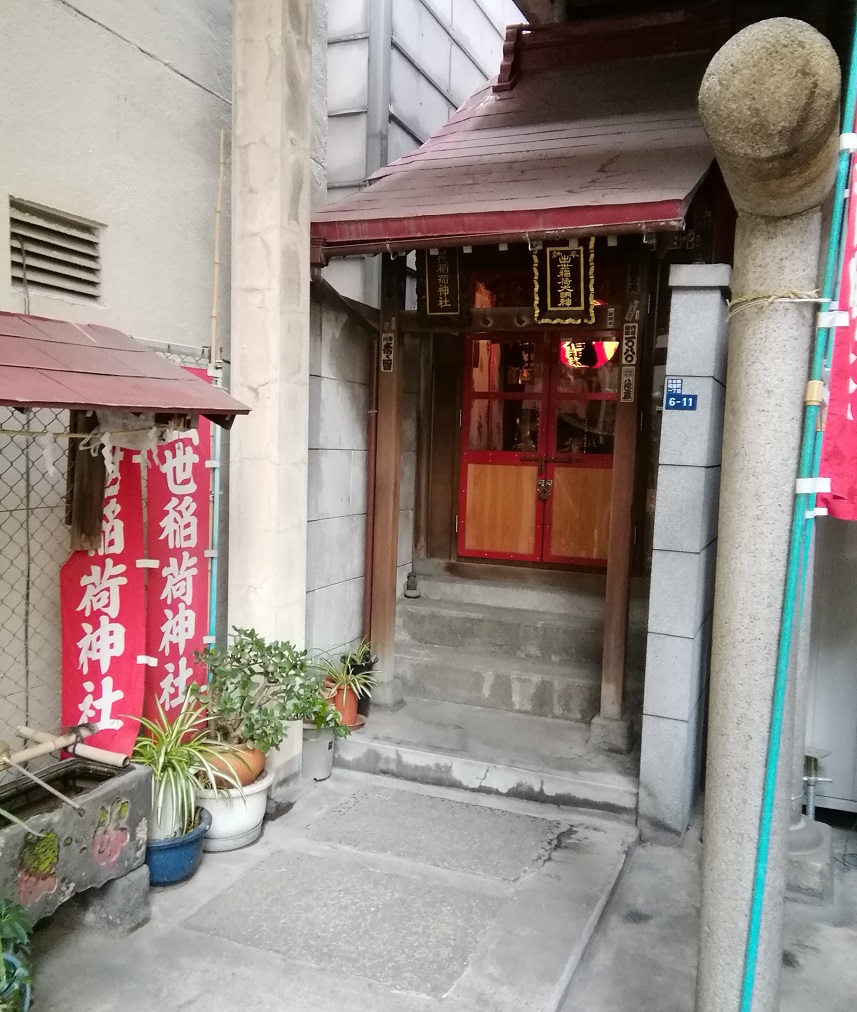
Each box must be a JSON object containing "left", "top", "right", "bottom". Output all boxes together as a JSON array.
[
  {"left": 533, "top": 238, "right": 596, "bottom": 324},
  {"left": 417, "top": 248, "right": 467, "bottom": 319}
]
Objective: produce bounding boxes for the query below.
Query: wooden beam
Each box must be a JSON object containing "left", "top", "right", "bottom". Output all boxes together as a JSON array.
[
  {"left": 600, "top": 253, "right": 649, "bottom": 721},
  {"left": 368, "top": 256, "right": 406, "bottom": 707},
  {"left": 397, "top": 306, "right": 621, "bottom": 335}
]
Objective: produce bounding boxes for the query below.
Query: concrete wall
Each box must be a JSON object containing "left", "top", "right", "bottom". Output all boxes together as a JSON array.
[
  {"left": 639, "top": 264, "right": 731, "bottom": 842},
  {"left": 0, "top": 0, "right": 231, "bottom": 341},
  {"left": 306, "top": 301, "right": 371, "bottom": 651},
  {"left": 306, "top": 0, "right": 521, "bottom": 653},
  {"left": 0, "top": 0, "right": 231, "bottom": 744}
]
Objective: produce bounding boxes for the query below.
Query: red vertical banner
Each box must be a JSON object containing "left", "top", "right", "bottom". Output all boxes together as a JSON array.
[
  {"left": 61, "top": 448, "right": 146, "bottom": 755},
  {"left": 819, "top": 160, "right": 857, "bottom": 520},
  {"left": 144, "top": 373, "right": 212, "bottom": 721}
]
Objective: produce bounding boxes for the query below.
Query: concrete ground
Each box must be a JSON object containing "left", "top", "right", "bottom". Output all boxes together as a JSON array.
[
  {"left": 28, "top": 769, "right": 857, "bottom": 1011},
  {"left": 31, "top": 770, "right": 636, "bottom": 1012},
  {"left": 562, "top": 810, "right": 857, "bottom": 1011}
]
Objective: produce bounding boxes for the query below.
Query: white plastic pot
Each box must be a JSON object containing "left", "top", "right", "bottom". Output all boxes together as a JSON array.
[
  {"left": 302, "top": 726, "right": 335, "bottom": 781},
  {"left": 196, "top": 768, "right": 273, "bottom": 852}
]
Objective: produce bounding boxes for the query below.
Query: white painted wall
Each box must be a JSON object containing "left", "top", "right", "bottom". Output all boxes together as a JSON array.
[
  {"left": 0, "top": 0, "right": 231, "bottom": 743},
  {"left": 0, "top": 0, "right": 231, "bottom": 343}
]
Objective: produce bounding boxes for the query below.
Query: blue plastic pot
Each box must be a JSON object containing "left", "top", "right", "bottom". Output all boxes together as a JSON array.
[
  {"left": 145, "top": 808, "right": 211, "bottom": 887},
  {"left": 1, "top": 953, "right": 31, "bottom": 1011}
]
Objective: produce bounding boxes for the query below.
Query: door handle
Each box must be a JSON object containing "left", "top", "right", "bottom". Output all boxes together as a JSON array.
[{"left": 536, "top": 478, "right": 553, "bottom": 501}]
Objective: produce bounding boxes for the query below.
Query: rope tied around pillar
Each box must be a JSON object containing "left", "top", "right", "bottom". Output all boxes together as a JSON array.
[{"left": 727, "top": 289, "right": 827, "bottom": 318}]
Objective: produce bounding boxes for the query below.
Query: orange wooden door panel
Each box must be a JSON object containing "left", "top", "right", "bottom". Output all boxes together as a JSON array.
[
  {"left": 545, "top": 465, "right": 613, "bottom": 563},
  {"left": 462, "top": 462, "right": 540, "bottom": 558}
]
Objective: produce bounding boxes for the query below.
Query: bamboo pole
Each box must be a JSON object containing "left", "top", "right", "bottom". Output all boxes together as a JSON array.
[
  {"left": 210, "top": 128, "right": 225, "bottom": 369},
  {"left": 9, "top": 724, "right": 97, "bottom": 764}
]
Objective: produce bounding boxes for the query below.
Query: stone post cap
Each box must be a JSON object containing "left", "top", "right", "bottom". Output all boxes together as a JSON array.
[{"left": 699, "top": 18, "right": 840, "bottom": 217}]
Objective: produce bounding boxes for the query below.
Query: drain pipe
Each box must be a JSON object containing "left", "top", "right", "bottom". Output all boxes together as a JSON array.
[{"left": 695, "top": 19, "right": 841, "bottom": 1012}]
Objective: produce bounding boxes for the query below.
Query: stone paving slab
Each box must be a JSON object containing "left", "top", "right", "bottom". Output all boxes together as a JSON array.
[
  {"left": 31, "top": 770, "right": 638, "bottom": 1012},
  {"left": 306, "top": 787, "right": 561, "bottom": 881},
  {"left": 191, "top": 848, "right": 502, "bottom": 997}
]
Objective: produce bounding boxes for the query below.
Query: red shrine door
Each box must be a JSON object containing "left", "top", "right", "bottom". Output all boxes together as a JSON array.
[{"left": 457, "top": 331, "right": 619, "bottom": 566}]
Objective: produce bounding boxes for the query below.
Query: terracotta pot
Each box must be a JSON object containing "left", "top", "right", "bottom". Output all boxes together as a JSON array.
[
  {"left": 208, "top": 746, "right": 266, "bottom": 787},
  {"left": 325, "top": 683, "right": 359, "bottom": 727}
]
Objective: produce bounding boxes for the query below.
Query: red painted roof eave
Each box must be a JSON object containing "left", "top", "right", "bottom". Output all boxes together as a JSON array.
[
  {"left": 0, "top": 311, "right": 250, "bottom": 428},
  {"left": 311, "top": 197, "right": 692, "bottom": 262}
]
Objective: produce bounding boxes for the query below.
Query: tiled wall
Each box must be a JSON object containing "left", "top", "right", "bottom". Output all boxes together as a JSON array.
[
  {"left": 305, "top": 307, "right": 420, "bottom": 655},
  {"left": 306, "top": 302, "right": 371, "bottom": 653},
  {"left": 638, "top": 265, "right": 731, "bottom": 843}
]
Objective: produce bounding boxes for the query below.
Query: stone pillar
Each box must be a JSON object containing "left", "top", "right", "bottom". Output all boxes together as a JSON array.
[
  {"left": 639, "top": 264, "right": 730, "bottom": 843},
  {"left": 695, "top": 19, "right": 840, "bottom": 1012},
  {"left": 228, "top": 0, "right": 312, "bottom": 645}
]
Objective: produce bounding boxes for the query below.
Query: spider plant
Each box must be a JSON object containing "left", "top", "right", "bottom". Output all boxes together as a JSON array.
[
  {"left": 132, "top": 694, "right": 241, "bottom": 838},
  {"left": 316, "top": 645, "right": 377, "bottom": 699}
]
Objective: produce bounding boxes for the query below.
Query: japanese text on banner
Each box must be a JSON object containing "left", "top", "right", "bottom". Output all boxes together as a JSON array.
[
  {"left": 144, "top": 377, "right": 212, "bottom": 720},
  {"left": 60, "top": 449, "right": 146, "bottom": 755}
]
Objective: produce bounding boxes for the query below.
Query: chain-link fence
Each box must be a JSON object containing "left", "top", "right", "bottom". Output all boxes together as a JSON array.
[
  {"left": 0, "top": 406, "right": 70, "bottom": 750},
  {"left": 0, "top": 346, "right": 216, "bottom": 757}
]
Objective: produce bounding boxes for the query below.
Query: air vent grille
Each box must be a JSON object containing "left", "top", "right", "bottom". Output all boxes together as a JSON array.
[{"left": 10, "top": 199, "right": 101, "bottom": 300}]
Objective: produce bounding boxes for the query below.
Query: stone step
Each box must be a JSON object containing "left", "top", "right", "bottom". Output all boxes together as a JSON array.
[
  {"left": 335, "top": 697, "right": 639, "bottom": 820},
  {"left": 397, "top": 642, "right": 600, "bottom": 722},
  {"left": 396, "top": 598, "right": 603, "bottom": 664},
  {"left": 412, "top": 573, "right": 605, "bottom": 618}
]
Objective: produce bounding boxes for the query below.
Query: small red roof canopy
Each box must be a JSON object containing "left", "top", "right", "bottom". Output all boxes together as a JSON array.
[
  {"left": 312, "top": 9, "right": 726, "bottom": 261},
  {"left": 0, "top": 312, "right": 248, "bottom": 427}
]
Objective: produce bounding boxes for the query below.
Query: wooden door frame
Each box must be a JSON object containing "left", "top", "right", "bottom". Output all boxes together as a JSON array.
[
  {"left": 396, "top": 243, "right": 653, "bottom": 727},
  {"left": 366, "top": 256, "right": 406, "bottom": 707},
  {"left": 600, "top": 250, "right": 651, "bottom": 723}
]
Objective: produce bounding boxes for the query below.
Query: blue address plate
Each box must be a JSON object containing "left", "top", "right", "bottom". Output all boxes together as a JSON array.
[{"left": 665, "top": 393, "right": 698, "bottom": 411}]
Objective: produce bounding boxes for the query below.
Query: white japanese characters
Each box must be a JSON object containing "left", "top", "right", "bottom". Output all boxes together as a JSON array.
[
  {"left": 75, "top": 448, "right": 129, "bottom": 730},
  {"left": 151, "top": 431, "right": 205, "bottom": 711},
  {"left": 78, "top": 674, "right": 124, "bottom": 731}
]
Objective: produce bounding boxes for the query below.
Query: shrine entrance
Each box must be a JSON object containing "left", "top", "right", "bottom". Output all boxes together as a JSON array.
[{"left": 458, "top": 330, "right": 620, "bottom": 566}]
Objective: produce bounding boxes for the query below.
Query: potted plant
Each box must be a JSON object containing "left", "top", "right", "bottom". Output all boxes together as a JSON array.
[
  {"left": 317, "top": 638, "right": 377, "bottom": 728},
  {"left": 0, "top": 898, "right": 32, "bottom": 1012},
  {"left": 195, "top": 628, "right": 313, "bottom": 851},
  {"left": 132, "top": 695, "right": 236, "bottom": 886},
  {"left": 347, "top": 638, "right": 378, "bottom": 719},
  {"left": 294, "top": 684, "right": 350, "bottom": 782}
]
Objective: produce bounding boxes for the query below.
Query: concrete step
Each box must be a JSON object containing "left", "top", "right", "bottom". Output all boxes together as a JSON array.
[
  {"left": 412, "top": 572, "right": 605, "bottom": 618},
  {"left": 397, "top": 642, "right": 600, "bottom": 722},
  {"left": 396, "top": 598, "right": 603, "bottom": 664},
  {"left": 335, "top": 697, "right": 639, "bottom": 821}
]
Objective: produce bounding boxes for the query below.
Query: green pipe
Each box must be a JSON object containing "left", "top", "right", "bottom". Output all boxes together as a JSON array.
[{"left": 740, "top": 24, "right": 857, "bottom": 1011}]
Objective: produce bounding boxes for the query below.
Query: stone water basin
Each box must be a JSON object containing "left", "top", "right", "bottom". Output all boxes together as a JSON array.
[{"left": 0, "top": 760, "right": 150, "bottom": 921}]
